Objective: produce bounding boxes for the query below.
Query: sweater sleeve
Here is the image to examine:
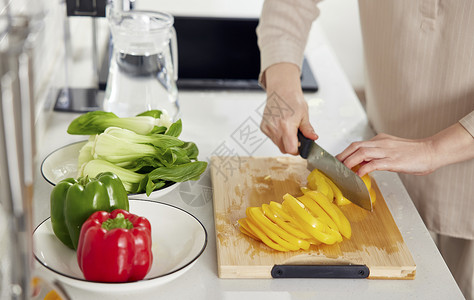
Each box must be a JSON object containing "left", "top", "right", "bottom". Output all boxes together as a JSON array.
[
  {"left": 459, "top": 110, "right": 474, "bottom": 138},
  {"left": 256, "top": 0, "right": 322, "bottom": 88}
]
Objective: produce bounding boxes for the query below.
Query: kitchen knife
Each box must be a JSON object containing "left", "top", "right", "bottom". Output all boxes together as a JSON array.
[{"left": 297, "top": 130, "right": 372, "bottom": 211}]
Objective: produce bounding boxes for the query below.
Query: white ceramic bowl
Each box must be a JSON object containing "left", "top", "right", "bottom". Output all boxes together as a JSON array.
[
  {"left": 33, "top": 199, "right": 207, "bottom": 292},
  {"left": 40, "top": 141, "right": 180, "bottom": 199}
]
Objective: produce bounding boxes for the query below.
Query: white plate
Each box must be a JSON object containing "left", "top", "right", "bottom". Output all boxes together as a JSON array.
[
  {"left": 40, "top": 141, "right": 180, "bottom": 199},
  {"left": 33, "top": 199, "right": 207, "bottom": 292}
]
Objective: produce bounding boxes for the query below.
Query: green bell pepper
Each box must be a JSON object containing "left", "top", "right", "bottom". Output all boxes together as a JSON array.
[{"left": 50, "top": 172, "right": 129, "bottom": 249}]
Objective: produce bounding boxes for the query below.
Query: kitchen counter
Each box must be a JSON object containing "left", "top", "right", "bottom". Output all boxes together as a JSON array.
[{"left": 32, "top": 2, "right": 465, "bottom": 299}]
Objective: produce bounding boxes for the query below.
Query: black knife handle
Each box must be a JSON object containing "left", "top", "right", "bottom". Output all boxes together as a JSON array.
[
  {"left": 271, "top": 265, "right": 370, "bottom": 278},
  {"left": 297, "top": 130, "right": 313, "bottom": 159}
]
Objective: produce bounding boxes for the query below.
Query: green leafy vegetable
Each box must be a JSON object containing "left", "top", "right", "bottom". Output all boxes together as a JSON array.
[
  {"left": 71, "top": 110, "right": 207, "bottom": 196},
  {"left": 144, "top": 161, "right": 207, "bottom": 195},
  {"left": 104, "top": 127, "right": 184, "bottom": 149},
  {"left": 136, "top": 110, "right": 162, "bottom": 118},
  {"left": 164, "top": 119, "right": 182, "bottom": 137},
  {"left": 67, "top": 110, "right": 172, "bottom": 135},
  {"left": 79, "top": 159, "right": 146, "bottom": 193}
]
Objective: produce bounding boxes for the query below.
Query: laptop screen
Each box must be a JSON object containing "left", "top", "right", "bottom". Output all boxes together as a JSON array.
[{"left": 174, "top": 16, "right": 318, "bottom": 91}]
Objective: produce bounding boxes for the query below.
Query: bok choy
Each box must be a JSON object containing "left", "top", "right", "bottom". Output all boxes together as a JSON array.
[
  {"left": 67, "top": 110, "right": 172, "bottom": 135},
  {"left": 69, "top": 110, "right": 207, "bottom": 196}
]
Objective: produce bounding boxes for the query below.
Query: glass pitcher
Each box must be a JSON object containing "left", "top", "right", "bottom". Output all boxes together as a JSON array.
[{"left": 103, "top": 6, "right": 179, "bottom": 119}]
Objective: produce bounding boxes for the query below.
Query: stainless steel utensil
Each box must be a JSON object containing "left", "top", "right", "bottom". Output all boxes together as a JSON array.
[{"left": 297, "top": 131, "right": 372, "bottom": 211}]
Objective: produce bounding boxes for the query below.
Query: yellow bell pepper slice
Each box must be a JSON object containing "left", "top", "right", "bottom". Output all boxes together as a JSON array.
[
  {"left": 263, "top": 203, "right": 322, "bottom": 245},
  {"left": 238, "top": 218, "right": 259, "bottom": 240},
  {"left": 239, "top": 225, "right": 258, "bottom": 240},
  {"left": 325, "top": 177, "right": 344, "bottom": 204},
  {"left": 330, "top": 202, "right": 352, "bottom": 239},
  {"left": 352, "top": 165, "right": 372, "bottom": 191},
  {"left": 283, "top": 204, "right": 339, "bottom": 245},
  {"left": 309, "top": 168, "right": 341, "bottom": 201},
  {"left": 362, "top": 174, "right": 371, "bottom": 190},
  {"left": 44, "top": 290, "right": 63, "bottom": 300},
  {"left": 246, "top": 207, "right": 301, "bottom": 251},
  {"left": 262, "top": 203, "right": 311, "bottom": 241},
  {"left": 335, "top": 196, "right": 352, "bottom": 206},
  {"left": 246, "top": 209, "right": 299, "bottom": 251},
  {"left": 302, "top": 190, "right": 341, "bottom": 225},
  {"left": 244, "top": 217, "right": 290, "bottom": 252},
  {"left": 249, "top": 207, "right": 310, "bottom": 250},
  {"left": 269, "top": 201, "right": 296, "bottom": 223},
  {"left": 282, "top": 194, "right": 323, "bottom": 230},
  {"left": 307, "top": 169, "right": 334, "bottom": 200},
  {"left": 297, "top": 194, "right": 338, "bottom": 231},
  {"left": 267, "top": 203, "right": 322, "bottom": 245},
  {"left": 369, "top": 187, "right": 376, "bottom": 204},
  {"left": 282, "top": 194, "right": 339, "bottom": 245}
]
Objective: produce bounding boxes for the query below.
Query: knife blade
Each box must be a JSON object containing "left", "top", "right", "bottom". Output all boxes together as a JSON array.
[{"left": 297, "top": 131, "right": 372, "bottom": 211}]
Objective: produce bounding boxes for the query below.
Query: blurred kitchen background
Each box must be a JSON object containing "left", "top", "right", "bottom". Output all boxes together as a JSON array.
[{"left": 1, "top": 0, "right": 364, "bottom": 150}]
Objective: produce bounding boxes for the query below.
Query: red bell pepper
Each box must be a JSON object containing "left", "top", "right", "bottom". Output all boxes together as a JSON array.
[{"left": 77, "top": 209, "right": 153, "bottom": 282}]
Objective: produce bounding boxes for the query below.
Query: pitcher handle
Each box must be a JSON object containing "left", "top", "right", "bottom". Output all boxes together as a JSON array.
[{"left": 170, "top": 27, "right": 178, "bottom": 81}]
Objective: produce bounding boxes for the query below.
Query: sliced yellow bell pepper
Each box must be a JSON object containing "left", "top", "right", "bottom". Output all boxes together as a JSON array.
[
  {"left": 307, "top": 169, "right": 334, "bottom": 200},
  {"left": 266, "top": 203, "right": 321, "bottom": 245},
  {"left": 44, "top": 290, "right": 63, "bottom": 300},
  {"left": 237, "top": 168, "right": 357, "bottom": 251},
  {"left": 269, "top": 201, "right": 296, "bottom": 223},
  {"left": 239, "top": 226, "right": 257, "bottom": 240},
  {"left": 244, "top": 217, "right": 290, "bottom": 252},
  {"left": 330, "top": 202, "right": 352, "bottom": 239},
  {"left": 297, "top": 194, "right": 338, "bottom": 231},
  {"left": 300, "top": 186, "right": 309, "bottom": 193},
  {"left": 246, "top": 212, "right": 298, "bottom": 251},
  {"left": 335, "top": 196, "right": 352, "bottom": 206},
  {"left": 262, "top": 203, "right": 311, "bottom": 241},
  {"left": 302, "top": 190, "right": 341, "bottom": 226},
  {"left": 283, "top": 206, "right": 340, "bottom": 245},
  {"left": 309, "top": 168, "right": 343, "bottom": 202},
  {"left": 282, "top": 194, "right": 324, "bottom": 230},
  {"left": 369, "top": 187, "right": 376, "bottom": 204},
  {"left": 238, "top": 218, "right": 259, "bottom": 240},
  {"left": 252, "top": 207, "right": 310, "bottom": 250},
  {"left": 325, "top": 177, "right": 344, "bottom": 204},
  {"left": 246, "top": 207, "right": 299, "bottom": 251},
  {"left": 362, "top": 174, "right": 371, "bottom": 190},
  {"left": 282, "top": 194, "right": 340, "bottom": 245}
]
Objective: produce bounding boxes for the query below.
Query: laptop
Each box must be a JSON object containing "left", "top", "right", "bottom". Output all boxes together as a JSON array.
[{"left": 174, "top": 16, "right": 318, "bottom": 92}]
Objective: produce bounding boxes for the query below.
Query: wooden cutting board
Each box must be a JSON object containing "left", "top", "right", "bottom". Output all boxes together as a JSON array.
[{"left": 210, "top": 156, "right": 416, "bottom": 279}]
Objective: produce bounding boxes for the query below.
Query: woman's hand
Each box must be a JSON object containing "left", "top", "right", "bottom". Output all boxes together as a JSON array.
[
  {"left": 336, "top": 133, "right": 436, "bottom": 177},
  {"left": 336, "top": 123, "right": 474, "bottom": 177},
  {"left": 260, "top": 63, "right": 318, "bottom": 154}
]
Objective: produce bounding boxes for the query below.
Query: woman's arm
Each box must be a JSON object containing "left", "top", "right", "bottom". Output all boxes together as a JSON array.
[
  {"left": 260, "top": 63, "right": 318, "bottom": 154},
  {"left": 257, "top": 0, "right": 321, "bottom": 154}
]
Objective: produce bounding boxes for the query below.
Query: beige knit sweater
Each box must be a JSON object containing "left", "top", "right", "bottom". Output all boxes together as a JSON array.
[{"left": 257, "top": 0, "right": 474, "bottom": 239}]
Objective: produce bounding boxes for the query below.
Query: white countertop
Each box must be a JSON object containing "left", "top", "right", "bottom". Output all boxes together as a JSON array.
[{"left": 32, "top": 2, "right": 465, "bottom": 299}]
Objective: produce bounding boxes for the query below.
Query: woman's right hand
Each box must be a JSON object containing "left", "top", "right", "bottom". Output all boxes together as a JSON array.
[{"left": 260, "top": 63, "right": 318, "bottom": 154}]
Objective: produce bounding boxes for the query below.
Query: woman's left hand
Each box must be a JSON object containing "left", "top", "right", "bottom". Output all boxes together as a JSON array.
[
  {"left": 336, "top": 133, "right": 435, "bottom": 177},
  {"left": 336, "top": 123, "right": 474, "bottom": 177}
]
